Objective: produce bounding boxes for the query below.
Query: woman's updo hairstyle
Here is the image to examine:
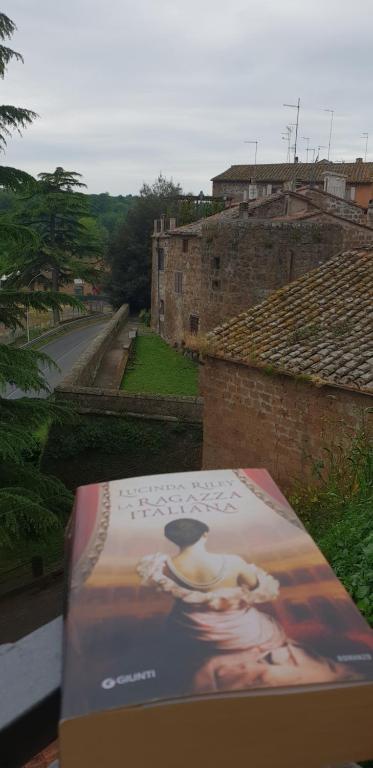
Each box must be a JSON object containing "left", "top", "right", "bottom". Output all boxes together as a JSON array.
[{"left": 164, "top": 518, "right": 209, "bottom": 547}]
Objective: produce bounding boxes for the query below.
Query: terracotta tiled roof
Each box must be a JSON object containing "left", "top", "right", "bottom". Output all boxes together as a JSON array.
[
  {"left": 212, "top": 161, "right": 373, "bottom": 184},
  {"left": 207, "top": 250, "right": 373, "bottom": 393}
]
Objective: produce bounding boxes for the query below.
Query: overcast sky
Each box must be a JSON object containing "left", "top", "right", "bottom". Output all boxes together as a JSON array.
[{"left": 3, "top": 0, "right": 373, "bottom": 194}]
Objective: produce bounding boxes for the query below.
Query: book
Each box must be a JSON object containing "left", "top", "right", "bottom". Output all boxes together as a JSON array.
[{"left": 60, "top": 469, "right": 373, "bottom": 768}]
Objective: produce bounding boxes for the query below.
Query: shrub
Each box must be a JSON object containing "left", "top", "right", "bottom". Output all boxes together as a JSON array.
[
  {"left": 291, "top": 431, "right": 373, "bottom": 625},
  {"left": 139, "top": 308, "right": 151, "bottom": 327}
]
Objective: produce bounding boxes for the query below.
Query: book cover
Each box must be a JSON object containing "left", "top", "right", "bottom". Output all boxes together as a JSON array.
[{"left": 60, "top": 469, "right": 373, "bottom": 768}]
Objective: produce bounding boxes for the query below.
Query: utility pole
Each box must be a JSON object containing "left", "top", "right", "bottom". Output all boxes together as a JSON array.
[
  {"left": 324, "top": 108, "right": 334, "bottom": 161},
  {"left": 362, "top": 132, "right": 369, "bottom": 161},
  {"left": 284, "top": 98, "right": 300, "bottom": 162},
  {"left": 302, "top": 136, "right": 311, "bottom": 163}
]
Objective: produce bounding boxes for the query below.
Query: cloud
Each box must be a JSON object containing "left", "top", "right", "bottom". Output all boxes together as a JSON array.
[{"left": 2, "top": 0, "right": 372, "bottom": 193}]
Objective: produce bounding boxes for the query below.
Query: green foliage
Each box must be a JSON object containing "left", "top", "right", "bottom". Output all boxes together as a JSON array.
[
  {"left": 12, "top": 167, "right": 105, "bottom": 297},
  {"left": 0, "top": 17, "right": 77, "bottom": 544},
  {"left": 0, "top": 14, "right": 38, "bottom": 148},
  {"left": 88, "top": 192, "right": 135, "bottom": 236},
  {"left": 0, "top": 288, "right": 81, "bottom": 330},
  {"left": 46, "top": 415, "right": 167, "bottom": 459},
  {"left": 121, "top": 333, "right": 199, "bottom": 396},
  {"left": 291, "top": 432, "right": 373, "bottom": 624},
  {"left": 0, "top": 463, "right": 72, "bottom": 547},
  {"left": 139, "top": 308, "right": 151, "bottom": 326},
  {"left": 106, "top": 175, "right": 224, "bottom": 311}
]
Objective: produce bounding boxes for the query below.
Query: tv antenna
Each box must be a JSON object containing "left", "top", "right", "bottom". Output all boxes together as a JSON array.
[
  {"left": 323, "top": 109, "right": 334, "bottom": 161},
  {"left": 244, "top": 140, "right": 258, "bottom": 167},
  {"left": 362, "top": 132, "right": 369, "bottom": 161},
  {"left": 283, "top": 98, "right": 300, "bottom": 161},
  {"left": 302, "top": 136, "right": 311, "bottom": 163}
]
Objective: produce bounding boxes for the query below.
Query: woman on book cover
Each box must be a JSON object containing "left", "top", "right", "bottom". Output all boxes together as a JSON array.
[{"left": 137, "top": 518, "right": 352, "bottom": 693}]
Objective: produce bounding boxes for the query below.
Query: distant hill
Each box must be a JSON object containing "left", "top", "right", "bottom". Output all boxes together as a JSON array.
[
  {"left": 87, "top": 192, "right": 136, "bottom": 235},
  {"left": 0, "top": 189, "right": 137, "bottom": 238}
]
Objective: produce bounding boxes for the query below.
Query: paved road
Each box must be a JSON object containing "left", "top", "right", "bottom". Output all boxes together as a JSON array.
[{"left": 6, "top": 318, "right": 108, "bottom": 399}]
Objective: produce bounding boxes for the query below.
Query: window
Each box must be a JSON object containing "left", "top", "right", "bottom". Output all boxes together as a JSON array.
[
  {"left": 190, "top": 314, "right": 199, "bottom": 334},
  {"left": 213, "top": 256, "right": 220, "bottom": 270},
  {"left": 174, "top": 271, "right": 183, "bottom": 294},
  {"left": 159, "top": 299, "right": 164, "bottom": 315},
  {"left": 158, "top": 248, "right": 165, "bottom": 271},
  {"left": 182, "top": 238, "right": 189, "bottom": 253},
  {"left": 212, "top": 278, "right": 221, "bottom": 290}
]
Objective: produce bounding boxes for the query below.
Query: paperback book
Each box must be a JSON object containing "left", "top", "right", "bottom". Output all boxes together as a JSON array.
[{"left": 60, "top": 468, "right": 373, "bottom": 768}]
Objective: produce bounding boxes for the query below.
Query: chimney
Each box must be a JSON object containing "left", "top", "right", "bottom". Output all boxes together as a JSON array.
[
  {"left": 169, "top": 217, "right": 176, "bottom": 231},
  {"left": 367, "top": 199, "right": 373, "bottom": 227},
  {"left": 243, "top": 190, "right": 248, "bottom": 202},
  {"left": 294, "top": 156, "right": 299, "bottom": 163},
  {"left": 153, "top": 219, "right": 159, "bottom": 234},
  {"left": 160, "top": 214, "right": 165, "bottom": 233},
  {"left": 323, "top": 171, "right": 346, "bottom": 199},
  {"left": 356, "top": 157, "right": 363, "bottom": 163},
  {"left": 239, "top": 201, "right": 249, "bottom": 219}
]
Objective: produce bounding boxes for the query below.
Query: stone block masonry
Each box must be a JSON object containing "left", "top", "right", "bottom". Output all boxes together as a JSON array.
[
  {"left": 152, "top": 220, "right": 345, "bottom": 346},
  {"left": 200, "top": 357, "right": 373, "bottom": 490},
  {"left": 55, "top": 386, "right": 203, "bottom": 423}
]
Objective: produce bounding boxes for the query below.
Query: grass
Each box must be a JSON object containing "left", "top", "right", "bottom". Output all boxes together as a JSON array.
[{"left": 121, "top": 333, "right": 199, "bottom": 396}]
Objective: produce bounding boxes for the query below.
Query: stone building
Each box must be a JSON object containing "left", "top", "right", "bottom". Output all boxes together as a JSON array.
[
  {"left": 151, "top": 187, "right": 373, "bottom": 346},
  {"left": 201, "top": 249, "right": 373, "bottom": 489},
  {"left": 212, "top": 160, "right": 373, "bottom": 207}
]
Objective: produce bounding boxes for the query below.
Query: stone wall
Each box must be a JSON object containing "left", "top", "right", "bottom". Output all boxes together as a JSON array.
[
  {"left": 212, "top": 178, "right": 373, "bottom": 207},
  {"left": 152, "top": 220, "right": 344, "bottom": 345},
  {"left": 55, "top": 385, "right": 203, "bottom": 423},
  {"left": 59, "top": 304, "right": 129, "bottom": 387},
  {"left": 200, "top": 356, "right": 373, "bottom": 490},
  {"left": 299, "top": 188, "right": 367, "bottom": 223}
]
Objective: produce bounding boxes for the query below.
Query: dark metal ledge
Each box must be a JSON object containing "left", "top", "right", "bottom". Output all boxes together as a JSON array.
[{"left": 0, "top": 617, "right": 62, "bottom": 768}]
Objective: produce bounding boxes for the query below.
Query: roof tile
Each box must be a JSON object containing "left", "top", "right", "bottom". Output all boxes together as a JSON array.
[
  {"left": 207, "top": 250, "right": 373, "bottom": 394},
  {"left": 212, "top": 161, "right": 373, "bottom": 184}
]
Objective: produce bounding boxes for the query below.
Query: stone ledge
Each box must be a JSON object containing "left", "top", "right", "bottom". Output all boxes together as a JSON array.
[
  {"left": 55, "top": 386, "right": 203, "bottom": 423},
  {"left": 55, "top": 304, "right": 129, "bottom": 388}
]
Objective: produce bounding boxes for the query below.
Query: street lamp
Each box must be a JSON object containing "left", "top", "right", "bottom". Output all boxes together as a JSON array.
[{"left": 25, "top": 273, "right": 44, "bottom": 343}]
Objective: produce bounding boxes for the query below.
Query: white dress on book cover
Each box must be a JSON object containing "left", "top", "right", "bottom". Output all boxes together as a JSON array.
[
  {"left": 137, "top": 552, "right": 349, "bottom": 691},
  {"left": 138, "top": 552, "right": 284, "bottom": 654}
]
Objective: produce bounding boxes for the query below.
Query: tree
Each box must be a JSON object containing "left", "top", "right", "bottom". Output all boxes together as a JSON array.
[
  {"left": 13, "top": 167, "right": 105, "bottom": 323},
  {"left": 106, "top": 175, "right": 224, "bottom": 312},
  {"left": 0, "top": 13, "right": 37, "bottom": 189},
  {"left": 0, "top": 15, "right": 78, "bottom": 544},
  {"left": 107, "top": 174, "right": 182, "bottom": 311}
]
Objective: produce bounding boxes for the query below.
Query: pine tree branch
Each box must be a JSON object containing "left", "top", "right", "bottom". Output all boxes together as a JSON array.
[
  {"left": 0, "top": 13, "right": 17, "bottom": 40},
  {"left": 0, "top": 165, "right": 36, "bottom": 190},
  {"left": 0, "top": 45, "right": 23, "bottom": 77},
  {"left": 0, "top": 106, "right": 39, "bottom": 146}
]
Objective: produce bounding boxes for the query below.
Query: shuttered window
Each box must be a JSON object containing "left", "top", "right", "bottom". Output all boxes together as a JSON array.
[{"left": 174, "top": 272, "right": 183, "bottom": 294}]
